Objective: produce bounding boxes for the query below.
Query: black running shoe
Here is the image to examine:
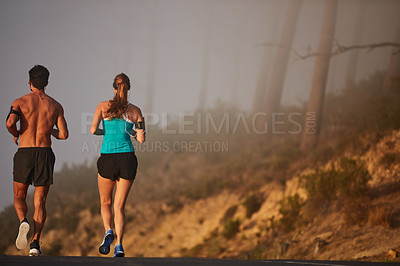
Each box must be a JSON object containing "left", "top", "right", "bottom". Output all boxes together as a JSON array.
[{"left": 29, "top": 239, "right": 41, "bottom": 256}]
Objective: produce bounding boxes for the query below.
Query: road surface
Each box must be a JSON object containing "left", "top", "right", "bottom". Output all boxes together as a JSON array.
[{"left": 0, "top": 256, "right": 395, "bottom": 266}]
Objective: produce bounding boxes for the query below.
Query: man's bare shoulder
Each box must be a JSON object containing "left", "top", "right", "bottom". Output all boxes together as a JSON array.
[
  {"left": 11, "top": 94, "right": 32, "bottom": 108},
  {"left": 11, "top": 97, "right": 22, "bottom": 106},
  {"left": 46, "top": 95, "right": 64, "bottom": 111},
  {"left": 13, "top": 93, "right": 32, "bottom": 102}
]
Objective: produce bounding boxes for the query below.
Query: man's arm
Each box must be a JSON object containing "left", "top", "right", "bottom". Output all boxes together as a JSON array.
[
  {"left": 6, "top": 101, "right": 21, "bottom": 145},
  {"left": 91, "top": 103, "right": 104, "bottom": 135},
  {"left": 52, "top": 105, "right": 69, "bottom": 140}
]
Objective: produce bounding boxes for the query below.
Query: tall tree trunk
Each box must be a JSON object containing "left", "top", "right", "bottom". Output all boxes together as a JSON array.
[
  {"left": 300, "top": 0, "right": 338, "bottom": 151},
  {"left": 198, "top": 0, "right": 214, "bottom": 111},
  {"left": 382, "top": 19, "right": 400, "bottom": 94},
  {"left": 145, "top": 0, "right": 158, "bottom": 113},
  {"left": 262, "top": 0, "right": 303, "bottom": 117},
  {"left": 230, "top": 0, "right": 243, "bottom": 107},
  {"left": 345, "top": 0, "right": 367, "bottom": 86},
  {"left": 252, "top": 1, "right": 283, "bottom": 115}
]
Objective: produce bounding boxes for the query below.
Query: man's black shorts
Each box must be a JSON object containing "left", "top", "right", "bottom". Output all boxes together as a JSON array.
[
  {"left": 13, "top": 147, "right": 55, "bottom": 186},
  {"left": 97, "top": 152, "right": 138, "bottom": 181}
]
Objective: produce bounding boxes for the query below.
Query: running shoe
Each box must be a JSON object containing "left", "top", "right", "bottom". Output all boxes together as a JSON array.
[
  {"left": 99, "top": 229, "right": 114, "bottom": 255},
  {"left": 29, "top": 239, "right": 41, "bottom": 256},
  {"left": 15, "top": 218, "right": 30, "bottom": 250},
  {"left": 114, "top": 243, "right": 125, "bottom": 257}
]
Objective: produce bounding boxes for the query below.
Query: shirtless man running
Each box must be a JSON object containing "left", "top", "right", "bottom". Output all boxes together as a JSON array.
[{"left": 6, "top": 65, "right": 69, "bottom": 256}]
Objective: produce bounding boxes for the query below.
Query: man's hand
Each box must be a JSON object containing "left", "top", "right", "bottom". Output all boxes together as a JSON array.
[
  {"left": 13, "top": 131, "right": 20, "bottom": 145},
  {"left": 52, "top": 128, "right": 61, "bottom": 139}
]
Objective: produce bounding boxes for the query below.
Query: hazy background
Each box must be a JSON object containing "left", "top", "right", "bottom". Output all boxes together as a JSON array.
[{"left": 0, "top": 0, "right": 398, "bottom": 211}]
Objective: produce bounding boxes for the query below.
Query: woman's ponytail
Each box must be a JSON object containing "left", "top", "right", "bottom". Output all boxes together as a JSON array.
[{"left": 107, "top": 73, "right": 131, "bottom": 119}]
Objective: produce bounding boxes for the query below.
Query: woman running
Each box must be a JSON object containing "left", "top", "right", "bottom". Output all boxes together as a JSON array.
[{"left": 91, "top": 73, "right": 145, "bottom": 257}]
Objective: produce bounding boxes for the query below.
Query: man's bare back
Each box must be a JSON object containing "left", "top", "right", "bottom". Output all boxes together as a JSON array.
[
  {"left": 7, "top": 65, "right": 69, "bottom": 255},
  {"left": 7, "top": 89, "right": 68, "bottom": 147}
]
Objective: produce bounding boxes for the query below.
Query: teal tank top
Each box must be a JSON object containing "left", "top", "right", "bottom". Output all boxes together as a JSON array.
[{"left": 100, "top": 115, "right": 135, "bottom": 154}]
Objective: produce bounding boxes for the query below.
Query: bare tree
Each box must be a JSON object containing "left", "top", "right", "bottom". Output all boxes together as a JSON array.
[
  {"left": 287, "top": 42, "right": 400, "bottom": 61},
  {"left": 230, "top": 0, "right": 244, "bottom": 106},
  {"left": 345, "top": 0, "right": 367, "bottom": 85},
  {"left": 382, "top": 19, "right": 400, "bottom": 94},
  {"left": 145, "top": 0, "right": 159, "bottom": 114},
  {"left": 198, "top": 0, "right": 214, "bottom": 111},
  {"left": 252, "top": 1, "right": 284, "bottom": 115},
  {"left": 301, "top": 0, "right": 338, "bottom": 151},
  {"left": 262, "top": 0, "right": 303, "bottom": 117}
]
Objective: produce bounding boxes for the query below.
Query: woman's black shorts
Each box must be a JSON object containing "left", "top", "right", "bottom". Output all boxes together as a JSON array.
[{"left": 97, "top": 152, "right": 138, "bottom": 181}]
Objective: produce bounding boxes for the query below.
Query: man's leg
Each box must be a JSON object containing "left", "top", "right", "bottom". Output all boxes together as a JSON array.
[
  {"left": 32, "top": 185, "right": 50, "bottom": 242},
  {"left": 14, "top": 181, "right": 31, "bottom": 250},
  {"left": 13, "top": 181, "right": 29, "bottom": 222}
]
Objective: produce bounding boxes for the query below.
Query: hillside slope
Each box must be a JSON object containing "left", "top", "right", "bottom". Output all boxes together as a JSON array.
[
  {"left": 4, "top": 130, "right": 400, "bottom": 262},
  {"left": 2, "top": 72, "right": 400, "bottom": 261}
]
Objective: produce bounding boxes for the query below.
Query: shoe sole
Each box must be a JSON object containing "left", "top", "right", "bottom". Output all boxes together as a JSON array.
[
  {"left": 29, "top": 248, "right": 41, "bottom": 256},
  {"left": 15, "top": 222, "right": 30, "bottom": 250},
  {"left": 99, "top": 234, "right": 114, "bottom": 255},
  {"left": 114, "top": 252, "right": 125, "bottom": 257}
]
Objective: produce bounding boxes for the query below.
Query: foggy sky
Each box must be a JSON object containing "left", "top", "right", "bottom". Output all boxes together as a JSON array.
[{"left": 0, "top": 0, "right": 398, "bottom": 210}]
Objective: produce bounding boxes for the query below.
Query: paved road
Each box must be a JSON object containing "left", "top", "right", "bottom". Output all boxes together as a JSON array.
[{"left": 0, "top": 256, "right": 395, "bottom": 266}]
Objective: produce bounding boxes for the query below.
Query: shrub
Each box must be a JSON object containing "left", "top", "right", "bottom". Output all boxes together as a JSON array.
[
  {"left": 367, "top": 205, "right": 393, "bottom": 227},
  {"left": 181, "top": 243, "right": 203, "bottom": 257},
  {"left": 379, "top": 152, "right": 400, "bottom": 168},
  {"left": 222, "top": 218, "right": 241, "bottom": 239},
  {"left": 0, "top": 206, "right": 19, "bottom": 254},
  {"left": 166, "top": 197, "right": 184, "bottom": 213},
  {"left": 342, "top": 196, "right": 370, "bottom": 226},
  {"left": 302, "top": 158, "right": 372, "bottom": 226},
  {"left": 270, "top": 145, "right": 300, "bottom": 172},
  {"left": 247, "top": 243, "right": 266, "bottom": 260},
  {"left": 278, "top": 194, "right": 305, "bottom": 232},
  {"left": 220, "top": 205, "right": 238, "bottom": 224},
  {"left": 242, "top": 194, "right": 263, "bottom": 218},
  {"left": 302, "top": 157, "right": 371, "bottom": 202}
]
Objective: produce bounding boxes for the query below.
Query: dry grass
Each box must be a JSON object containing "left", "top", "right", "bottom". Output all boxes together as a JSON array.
[{"left": 367, "top": 205, "right": 394, "bottom": 227}]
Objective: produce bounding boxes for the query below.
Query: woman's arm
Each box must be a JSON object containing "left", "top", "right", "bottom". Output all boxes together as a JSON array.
[
  {"left": 91, "top": 103, "right": 104, "bottom": 135},
  {"left": 128, "top": 104, "right": 145, "bottom": 143},
  {"left": 135, "top": 109, "right": 146, "bottom": 144}
]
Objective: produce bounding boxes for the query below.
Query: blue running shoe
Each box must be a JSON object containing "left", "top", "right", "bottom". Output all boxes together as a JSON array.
[
  {"left": 114, "top": 244, "right": 125, "bottom": 257},
  {"left": 99, "top": 229, "right": 114, "bottom": 255}
]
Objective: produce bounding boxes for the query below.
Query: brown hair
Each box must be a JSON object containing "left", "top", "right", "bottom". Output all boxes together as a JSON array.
[
  {"left": 29, "top": 65, "right": 49, "bottom": 90},
  {"left": 106, "top": 73, "right": 131, "bottom": 119}
]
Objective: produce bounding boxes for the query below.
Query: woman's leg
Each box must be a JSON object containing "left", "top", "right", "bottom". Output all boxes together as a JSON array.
[
  {"left": 113, "top": 178, "right": 134, "bottom": 245},
  {"left": 98, "top": 174, "right": 115, "bottom": 233}
]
